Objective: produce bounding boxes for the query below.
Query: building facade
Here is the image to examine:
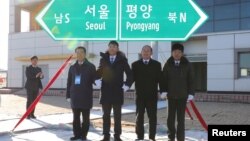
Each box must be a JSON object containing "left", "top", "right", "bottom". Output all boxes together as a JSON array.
[{"left": 8, "top": 0, "right": 250, "bottom": 92}]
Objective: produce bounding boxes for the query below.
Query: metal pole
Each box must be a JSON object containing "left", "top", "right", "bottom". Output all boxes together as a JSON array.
[{"left": 151, "top": 41, "right": 158, "bottom": 61}]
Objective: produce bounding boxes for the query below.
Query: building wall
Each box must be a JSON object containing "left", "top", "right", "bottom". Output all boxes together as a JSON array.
[
  {"left": 195, "top": 0, "right": 250, "bottom": 33},
  {"left": 8, "top": 29, "right": 172, "bottom": 88},
  {"left": 207, "top": 32, "right": 250, "bottom": 92},
  {"left": 8, "top": 0, "right": 250, "bottom": 92}
]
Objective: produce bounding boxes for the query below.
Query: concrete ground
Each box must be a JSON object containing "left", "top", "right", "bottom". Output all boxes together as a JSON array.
[
  {"left": 121, "top": 101, "right": 250, "bottom": 130},
  {"left": 1, "top": 93, "right": 250, "bottom": 140}
]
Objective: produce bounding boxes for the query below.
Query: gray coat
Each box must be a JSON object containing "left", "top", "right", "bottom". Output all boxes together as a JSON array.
[{"left": 66, "top": 60, "right": 96, "bottom": 109}]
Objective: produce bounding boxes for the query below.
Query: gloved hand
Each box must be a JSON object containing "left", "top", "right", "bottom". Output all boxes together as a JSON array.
[
  {"left": 122, "top": 85, "right": 129, "bottom": 92},
  {"left": 66, "top": 98, "right": 71, "bottom": 102},
  {"left": 187, "top": 95, "right": 194, "bottom": 102},
  {"left": 160, "top": 92, "right": 167, "bottom": 99},
  {"left": 95, "top": 79, "right": 102, "bottom": 88}
]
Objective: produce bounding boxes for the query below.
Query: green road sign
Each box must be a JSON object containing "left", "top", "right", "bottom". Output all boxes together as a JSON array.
[
  {"left": 36, "top": 0, "right": 118, "bottom": 40},
  {"left": 36, "top": 0, "right": 207, "bottom": 41},
  {"left": 120, "top": 0, "right": 208, "bottom": 41}
]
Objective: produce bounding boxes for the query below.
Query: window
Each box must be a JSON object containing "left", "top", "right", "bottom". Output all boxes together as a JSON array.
[
  {"left": 241, "top": 18, "right": 250, "bottom": 30},
  {"left": 195, "top": 0, "right": 213, "bottom": 7},
  {"left": 214, "top": 4, "right": 240, "bottom": 20},
  {"left": 241, "top": 2, "right": 250, "bottom": 18},
  {"left": 21, "top": 10, "right": 30, "bottom": 32},
  {"left": 239, "top": 52, "right": 250, "bottom": 77},
  {"left": 196, "top": 21, "right": 213, "bottom": 33},
  {"left": 214, "top": 19, "right": 239, "bottom": 32},
  {"left": 214, "top": 0, "right": 238, "bottom": 5}
]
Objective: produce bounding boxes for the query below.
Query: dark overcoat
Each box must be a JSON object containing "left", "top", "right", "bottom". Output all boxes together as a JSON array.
[
  {"left": 162, "top": 56, "right": 195, "bottom": 99},
  {"left": 132, "top": 59, "right": 163, "bottom": 101},
  {"left": 96, "top": 52, "right": 133, "bottom": 105},
  {"left": 66, "top": 60, "right": 96, "bottom": 109}
]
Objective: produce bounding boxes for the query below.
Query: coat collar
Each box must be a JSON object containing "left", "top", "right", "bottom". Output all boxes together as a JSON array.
[
  {"left": 100, "top": 51, "right": 127, "bottom": 63},
  {"left": 74, "top": 59, "right": 89, "bottom": 67},
  {"left": 167, "top": 56, "right": 189, "bottom": 65},
  {"left": 140, "top": 58, "right": 152, "bottom": 64}
]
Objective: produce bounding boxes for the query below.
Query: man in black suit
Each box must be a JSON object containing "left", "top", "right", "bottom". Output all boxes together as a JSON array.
[
  {"left": 25, "top": 56, "right": 43, "bottom": 119},
  {"left": 96, "top": 41, "right": 133, "bottom": 141},
  {"left": 162, "top": 43, "right": 195, "bottom": 141},
  {"left": 66, "top": 46, "right": 96, "bottom": 141},
  {"left": 132, "top": 45, "right": 164, "bottom": 141}
]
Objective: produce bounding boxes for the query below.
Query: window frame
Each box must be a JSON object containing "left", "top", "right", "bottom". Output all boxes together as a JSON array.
[{"left": 235, "top": 49, "right": 250, "bottom": 79}]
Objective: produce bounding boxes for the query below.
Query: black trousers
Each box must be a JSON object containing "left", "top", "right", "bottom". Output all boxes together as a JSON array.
[
  {"left": 102, "top": 104, "right": 122, "bottom": 137},
  {"left": 135, "top": 98, "right": 157, "bottom": 140},
  {"left": 167, "top": 99, "right": 187, "bottom": 141},
  {"left": 72, "top": 108, "right": 90, "bottom": 138},
  {"left": 26, "top": 89, "right": 39, "bottom": 116}
]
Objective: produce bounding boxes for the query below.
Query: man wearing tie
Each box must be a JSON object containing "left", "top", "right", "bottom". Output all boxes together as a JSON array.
[
  {"left": 132, "top": 45, "right": 164, "bottom": 141},
  {"left": 25, "top": 56, "right": 43, "bottom": 119},
  {"left": 96, "top": 41, "right": 133, "bottom": 141},
  {"left": 66, "top": 46, "right": 96, "bottom": 140},
  {"left": 161, "top": 43, "right": 195, "bottom": 141}
]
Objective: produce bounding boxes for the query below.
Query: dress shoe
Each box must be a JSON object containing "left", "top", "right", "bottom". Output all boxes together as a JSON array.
[
  {"left": 30, "top": 115, "right": 36, "bottom": 119},
  {"left": 100, "top": 136, "right": 110, "bottom": 141},
  {"left": 82, "top": 136, "right": 87, "bottom": 140},
  {"left": 70, "top": 136, "right": 82, "bottom": 140},
  {"left": 114, "top": 136, "right": 122, "bottom": 141}
]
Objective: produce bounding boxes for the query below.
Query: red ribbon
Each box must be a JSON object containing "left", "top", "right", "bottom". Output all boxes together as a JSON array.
[
  {"left": 12, "top": 55, "right": 73, "bottom": 132},
  {"left": 189, "top": 100, "right": 208, "bottom": 131}
]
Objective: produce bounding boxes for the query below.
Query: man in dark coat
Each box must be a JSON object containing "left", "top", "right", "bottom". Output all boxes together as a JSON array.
[
  {"left": 66, "top": 46, "right": 96, "bottom": 141},
  {"left": 96, "top": 41, "right": 133, "bottom": 141},
  {"left": 25, "top": 56, "right": 43, "bottom": 119},
  {"left": 161, "top": 43, "right": 195, "bottom": 141},
  {"left": 132, "top": 45, "right": 164, "bottom": 141}
]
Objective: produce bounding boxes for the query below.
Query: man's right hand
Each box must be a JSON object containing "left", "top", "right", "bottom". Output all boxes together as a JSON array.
[
  {"left": 95, "top": 79, "right": 102, "bottom": 88},
  {"left": 39, "top": 73, "right": 44, "bottom": 79},
  {"left": 36, "top": 72, "right": 42, "bottom": 78},
  {"left": 66, "top": 98, "right": 71, "bottom": 102},
  {"left": 160, "top": 92, "right": 168, "bottom": 100}
]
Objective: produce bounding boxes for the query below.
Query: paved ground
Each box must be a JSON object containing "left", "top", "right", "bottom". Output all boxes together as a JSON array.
[
  {"left": 0, "top": 94, "right": 134, "bottom": 120},
  {"left": 1, "top": 93, "right": 250, "bottom": 140},
  {"left": 0, "top": 127, "right": 208, "bottom": 141},
  {"left": 121, "top": 101, "right": 250, "bottom": 130}
]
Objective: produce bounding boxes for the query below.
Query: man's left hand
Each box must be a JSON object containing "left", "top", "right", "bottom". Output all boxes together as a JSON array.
[
  {"left": 122, "top": 85, "right": 129, "bottom": 92},
  {"left": 187, "top": 95, "right": 194, "bottom": 102},
  {"left": 40, "top": 73, "right": 44, "bottom": 79},
  {"left": 66, "top": 98, "right": 71, "bottom": 102}
]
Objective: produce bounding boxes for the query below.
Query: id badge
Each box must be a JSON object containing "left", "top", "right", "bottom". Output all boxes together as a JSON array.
[{"left": 74, "top": 75, "right": 81, "bottom": 85}]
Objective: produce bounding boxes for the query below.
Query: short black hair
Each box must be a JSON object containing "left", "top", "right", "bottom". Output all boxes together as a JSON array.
[
  {"left": 30, "top": 56, "right": 38, "bottom": 60},
  {"left": 75, "top": 46, "right": 86, "bottom": 53},
  {"left": 172, "top": 43, "right": 184, "bottom": 52},
  {"left": 108, "top": 40, "right": 119, "bottom": 47}
]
